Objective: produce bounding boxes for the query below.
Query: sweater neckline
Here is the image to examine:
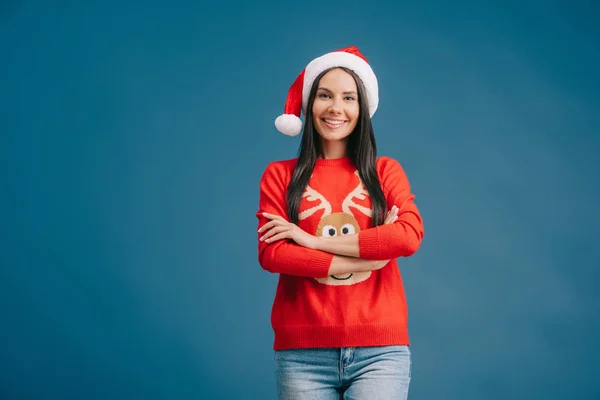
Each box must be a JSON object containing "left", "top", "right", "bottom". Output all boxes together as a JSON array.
[{"left": 315, "top": 156, "right": 353, "bottom": 167}]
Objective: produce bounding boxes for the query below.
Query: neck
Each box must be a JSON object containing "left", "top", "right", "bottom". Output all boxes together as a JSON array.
[{"left": 320, "top": 139, "right": 348, "bottom": 159}]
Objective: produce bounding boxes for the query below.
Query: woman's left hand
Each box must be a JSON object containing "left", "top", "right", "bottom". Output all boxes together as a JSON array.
[{"left": 259, "top": 212, "right": 317, "bottom": 249}]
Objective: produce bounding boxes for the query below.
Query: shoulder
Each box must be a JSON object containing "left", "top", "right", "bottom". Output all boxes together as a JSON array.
[
  {"left": 376, "top": 155, "right": 406, "bottom": 175},
  {"left": 262, "top": 157, "right": 298, "bottom": 175},
  {"left": 260, "top": 157, "right": 298, "bottom": 185},
  {"left": 375, "top": 155, "right": 410, "bottom": 189}
]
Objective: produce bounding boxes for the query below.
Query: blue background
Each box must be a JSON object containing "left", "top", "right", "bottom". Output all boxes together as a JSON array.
[{"left": 2, "top": 1, "right": 599, "bottom": 399}]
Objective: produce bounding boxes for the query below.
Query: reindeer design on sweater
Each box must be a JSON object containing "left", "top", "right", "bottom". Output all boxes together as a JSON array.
[{"left": 300, "top": 171, "right": 373, "bottom": 286}]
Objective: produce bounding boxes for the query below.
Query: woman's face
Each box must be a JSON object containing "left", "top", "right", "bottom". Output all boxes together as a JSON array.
[{"left": 311, "top": 68, "right": 360, "bottom": 143}]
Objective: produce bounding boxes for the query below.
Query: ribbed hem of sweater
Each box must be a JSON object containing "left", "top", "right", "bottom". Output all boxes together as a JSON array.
[{"left": 273, "top": 323, "right": 410, "bottom": 350}]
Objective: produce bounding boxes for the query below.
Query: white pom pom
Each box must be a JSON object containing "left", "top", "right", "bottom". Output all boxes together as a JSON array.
[{"left": 275, "top": 114, "right": 303, "bottom": 136}]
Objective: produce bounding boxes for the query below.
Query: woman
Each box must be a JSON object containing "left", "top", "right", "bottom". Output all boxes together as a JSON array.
[{"left": 256, "top": 46, "right": 424, "bottom": 399}]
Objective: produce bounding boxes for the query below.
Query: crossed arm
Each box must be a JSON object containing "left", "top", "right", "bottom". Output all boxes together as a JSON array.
[
  {"left": 256, "top": 159, "right": 424, "bottom": 278},
  {"left": 258, "top": 208, "right": 400, "bottom": 277},
  {"left": 259, "top": 206, "right": 400, "bottom": 256}
]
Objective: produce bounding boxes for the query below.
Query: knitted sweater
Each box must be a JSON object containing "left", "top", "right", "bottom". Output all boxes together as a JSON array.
[{"left": 256, "top": 156, "right": 424, "bottom": 350}]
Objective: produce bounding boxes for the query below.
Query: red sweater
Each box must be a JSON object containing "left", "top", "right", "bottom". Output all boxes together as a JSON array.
[{"left": 256, "top": 156, "right": 424, "bottom": 350}]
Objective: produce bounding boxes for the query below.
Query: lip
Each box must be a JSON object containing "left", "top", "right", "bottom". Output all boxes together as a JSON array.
[{"left": 321, "top": 118, "right": 348, "bottom": 129}]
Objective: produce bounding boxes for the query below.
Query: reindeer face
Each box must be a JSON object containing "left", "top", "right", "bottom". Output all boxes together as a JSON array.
[
  {"left": 316, "top": 212, "right": 359, "bottom": 237},
  {"left": 300, "top": 171, "right": 373, "bottom": 286},
  {"left": 314, "top": 212, "right": 372, "bottom": 286}
]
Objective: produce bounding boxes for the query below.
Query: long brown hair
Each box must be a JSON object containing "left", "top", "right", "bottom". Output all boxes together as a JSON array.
[{"left": 286, "top": 67, "right": 386, "bottom": 227}]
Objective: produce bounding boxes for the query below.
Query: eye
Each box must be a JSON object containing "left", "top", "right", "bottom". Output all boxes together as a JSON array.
[
  {"left": 318, "top": 93, "right": 331, "bottom": 99},
  {"left": 321, "top": 225, "right": 337, "bottom": 237},
  {"left": 344, "top": 96, "right": 356, "bottom": 101},
  {"left": 340, "top": 223, "right": 356, "bottom": 235}
]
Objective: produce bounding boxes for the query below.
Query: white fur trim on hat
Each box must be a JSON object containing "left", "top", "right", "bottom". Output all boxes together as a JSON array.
[
  {"left": 275, "top": 114, "right": 303, "bottom": 136},
  {"left": 302, "top": 51, "right": 379, "bottom": 117}
]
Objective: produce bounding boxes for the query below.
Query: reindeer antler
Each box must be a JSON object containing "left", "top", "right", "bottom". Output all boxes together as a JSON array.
[
  {"left": 299, "top": 184, "right": 332, "bottom": 220},
  {"left": 342, "top": 171, "right": 373, "bottom": 217}
]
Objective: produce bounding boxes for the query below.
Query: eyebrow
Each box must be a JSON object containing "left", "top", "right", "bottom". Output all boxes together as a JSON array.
[{"left": 317, "top": 87, "right": 358, "bottom": 95}]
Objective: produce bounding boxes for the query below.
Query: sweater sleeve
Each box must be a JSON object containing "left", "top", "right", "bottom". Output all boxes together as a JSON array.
[
  {"left": 358, "top": 157, "right": 424, "bottom": 260},
  {"left": 256, "top": 162, "right": 333, "bottom": 278}
]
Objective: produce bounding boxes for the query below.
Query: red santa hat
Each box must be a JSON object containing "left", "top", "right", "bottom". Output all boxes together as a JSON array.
[{"left": 274, "top": 46, "right": 379, "bottom": 136}]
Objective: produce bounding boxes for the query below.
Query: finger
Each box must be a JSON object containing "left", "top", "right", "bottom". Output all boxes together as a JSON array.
[
  {"left": 260, "top": 226, "right": 283, "bottom": 241},
  {"left": 384, "top": 209, "right": 399, "bottom": 224},
  {"left": 264, "top": 231, "right": 290, "bottom": 243},
  {"left": 262, "top": 212, "right": 287, "bottom": 222},
  {"left": 258, "top": 219, "right": 282, "bottom": 233},
  {"left": 384, "top": 209, "right": 396, "bottom": 223},
  {"left": 258, "top": 222, "right": 272, "bottom": 233},
  {"left": 262, "top": 218, "right": 289, "bottom": 230},
  {"left": 385, "top": 216, "right": 398, "bottom": 225},
  {"left": 260, "top": 225, "right": 289, "bottom": 241}
]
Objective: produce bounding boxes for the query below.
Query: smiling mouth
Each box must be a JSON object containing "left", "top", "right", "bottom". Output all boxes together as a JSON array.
[
  {"left": 330, "top": 273, "right": 353, "bottom": 280},
  {"left": 322, "top": 118, "right": 347, "bottom": 129}
]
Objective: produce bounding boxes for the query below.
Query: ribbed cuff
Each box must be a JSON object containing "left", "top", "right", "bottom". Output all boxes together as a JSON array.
[
  {"left": 358, "top": 228, "right": 382, "bottom": 260},
  {"left": 307, "top": 250, "right": 334, "bottom": 278}
]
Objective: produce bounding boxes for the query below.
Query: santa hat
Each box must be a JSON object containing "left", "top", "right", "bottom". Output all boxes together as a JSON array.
[{"left": 274, "top": 46, "right": 379, "bottom": 136}]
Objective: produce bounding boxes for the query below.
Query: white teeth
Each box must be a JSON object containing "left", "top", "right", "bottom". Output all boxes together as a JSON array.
[{"left": 324, "top": 119, "right": 344, "bottom": 125}]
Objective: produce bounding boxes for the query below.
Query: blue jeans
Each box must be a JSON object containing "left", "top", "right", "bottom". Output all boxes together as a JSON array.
[{"left": 275, "top": 346, "right": 411, "bottom": 399}]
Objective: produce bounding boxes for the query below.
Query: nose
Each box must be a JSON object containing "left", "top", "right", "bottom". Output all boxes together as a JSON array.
[{"left": 328, "top": 99, "right": 342, "bottom": 114}]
